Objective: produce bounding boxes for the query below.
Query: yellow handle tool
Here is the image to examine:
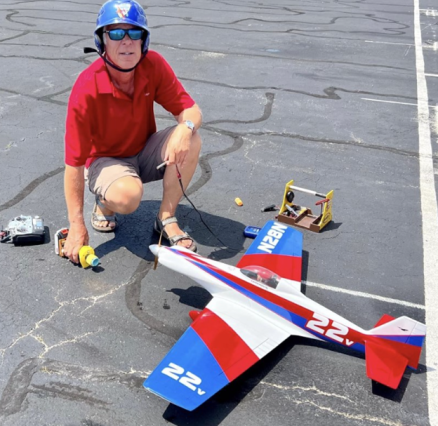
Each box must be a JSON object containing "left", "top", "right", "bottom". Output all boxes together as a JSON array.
[{"left": 78, "top": 246, "right": 100, "bottom": 268}]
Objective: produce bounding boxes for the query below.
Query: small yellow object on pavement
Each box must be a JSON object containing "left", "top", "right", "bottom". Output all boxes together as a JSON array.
[{"left": 235, "top": 197, "right": 243, "bottom": 206}]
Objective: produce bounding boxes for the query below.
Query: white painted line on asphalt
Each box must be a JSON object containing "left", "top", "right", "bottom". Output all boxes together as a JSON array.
[
  {"left": 364, "top": 40, "right": 414, "bottom": 46},
  {"left": 304, "top": 280, "right": 425, "bottom": 310},
  {"left": 414, "top": 0, "right": 438, "bottom": 425},
  {"left": 425, "top": 73, "right": 438, "bottom": 77},
  {"left": 435, "top": 105, "right": 438, "bottom": 142},
  {"left": 361, "top": 98, "right": 438, "bottom": 109},
  {"left": 419, "top": 8, "right": 438, "bottom": 16},
  {"left": 361, "top": 98, "right": 418, "bottom": 106},
  {"left": 423, "top": 42, "right": 438, "bottom": 50}
]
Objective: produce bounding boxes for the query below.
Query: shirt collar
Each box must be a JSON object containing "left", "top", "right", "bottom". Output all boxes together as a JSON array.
[{"left": 95, "top": 58, "right": 149, "bottom": 95}]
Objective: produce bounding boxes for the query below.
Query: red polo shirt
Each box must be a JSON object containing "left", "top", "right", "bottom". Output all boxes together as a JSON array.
[{"left": 65, "top": 50, "right": 195, "bottom": 167}]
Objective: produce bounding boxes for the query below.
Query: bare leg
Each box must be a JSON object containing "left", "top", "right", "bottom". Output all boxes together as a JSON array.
[
  {"left": 158, "top": 131, "right": 202, "bottom": 248},
  {"left": 92, "top": 130, "right": 201, "bottom": 243},
  {"left": 93, "top": 176, "right": 143, "bottom": 229}
]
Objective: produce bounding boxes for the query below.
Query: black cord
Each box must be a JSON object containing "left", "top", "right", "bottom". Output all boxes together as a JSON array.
[{"left": 175, "top": 165, "right": 228, "bottom": 248}]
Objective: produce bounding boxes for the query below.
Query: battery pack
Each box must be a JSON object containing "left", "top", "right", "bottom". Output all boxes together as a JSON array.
[
  {"left": 244, "top": 226, "right": 261, "bottom": 239},
  {"left": 54, "top": 228, "right": 69, "bottom": 256}
]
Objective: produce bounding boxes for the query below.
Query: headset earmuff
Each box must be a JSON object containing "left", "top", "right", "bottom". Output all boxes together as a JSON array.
[
  {"left": 141, "top": 30, "right": 149, "bottom": 53},
  {"left": 96, "top": 28, "right": 104, "bottom": 54}
]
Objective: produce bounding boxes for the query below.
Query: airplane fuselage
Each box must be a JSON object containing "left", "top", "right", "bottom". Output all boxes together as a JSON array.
[{"left": 151, "top": 245, "right": 368, "bottom": 355}]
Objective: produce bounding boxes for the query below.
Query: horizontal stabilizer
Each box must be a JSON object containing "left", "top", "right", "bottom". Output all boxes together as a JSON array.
[
  {"left": 365, "top": 315, "right": 426, "bottom": 388},
  {"left": 369, "top": 316, "right": 426, "bottom": 369},
  {"left": 365, "top": 340, "right": 408, "bottom": 389}
]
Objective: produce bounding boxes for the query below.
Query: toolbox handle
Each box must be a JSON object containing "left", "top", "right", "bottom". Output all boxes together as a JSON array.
[
  {"left": 315, "top": 198, "right": 330, "bottom": 206},
  {"left": 289, "top": 185, "right": 326, "bottom": 198}
]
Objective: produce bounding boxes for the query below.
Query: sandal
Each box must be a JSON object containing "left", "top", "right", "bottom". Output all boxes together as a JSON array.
[
  {"left": 91, "top": 196, "right": 117, "bottom": 233},
  {"left": 154, "top": 216, "right": 197, "bottom": 252}
]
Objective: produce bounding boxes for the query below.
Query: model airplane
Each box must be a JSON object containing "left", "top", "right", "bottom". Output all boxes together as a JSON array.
[{"left": 144, "top": 221, "right": 426, "bottom": 411}]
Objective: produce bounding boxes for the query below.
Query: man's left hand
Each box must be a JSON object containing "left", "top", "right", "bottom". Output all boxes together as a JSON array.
[{"left": 163, "top": 123, "right": 193, "bottom": 168}]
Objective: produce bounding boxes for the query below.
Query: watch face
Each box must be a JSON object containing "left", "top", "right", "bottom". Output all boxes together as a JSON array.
[{"left": 185, "top": 120, "right": 195, "bottom": 131}]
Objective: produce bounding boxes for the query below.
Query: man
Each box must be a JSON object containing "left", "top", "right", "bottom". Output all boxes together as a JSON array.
[{"left": 63, "top": 0, "right": 202, "bottom": 263}]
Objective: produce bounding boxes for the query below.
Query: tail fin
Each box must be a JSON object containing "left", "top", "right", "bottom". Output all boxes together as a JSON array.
[{"left": 364, "top": 316, "right": 426, "bottom": 389}]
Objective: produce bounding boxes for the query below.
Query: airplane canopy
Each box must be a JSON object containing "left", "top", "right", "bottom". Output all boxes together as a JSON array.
[{"left": 240, "top": 265, "right": 280, "bottom": 289}]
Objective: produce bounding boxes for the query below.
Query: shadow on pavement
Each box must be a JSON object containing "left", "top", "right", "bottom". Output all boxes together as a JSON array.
[{"left": 94, "top": 200, "right": 246, "bottom": 262}]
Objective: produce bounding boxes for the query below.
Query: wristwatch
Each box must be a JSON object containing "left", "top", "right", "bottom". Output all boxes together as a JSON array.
[{"left": 183, "top": 120, "right": 195, "bottom": 133}]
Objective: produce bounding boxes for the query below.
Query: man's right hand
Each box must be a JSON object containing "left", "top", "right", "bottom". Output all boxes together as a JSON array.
[
  {"left": 64, "top": 164, "right": 87, "bottom": 263},
  {"left": 63, "top": 223, "right": 89, "bottom": 264}
]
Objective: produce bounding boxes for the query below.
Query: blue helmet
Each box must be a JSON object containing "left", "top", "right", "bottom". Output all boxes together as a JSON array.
[{"left": 94, "top": 0, "right": 150, "bottom": 54}]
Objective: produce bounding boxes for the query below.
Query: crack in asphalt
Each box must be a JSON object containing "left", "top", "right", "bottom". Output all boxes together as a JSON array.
[
  {"left": 0, "top": 166, "right": 64, "bottom": 212},
  {"left": 0, "top": 283, "right": 129, "bottom": 367},
  {"left": 0, "top": 358, "right": 149, "bottom": 419}
]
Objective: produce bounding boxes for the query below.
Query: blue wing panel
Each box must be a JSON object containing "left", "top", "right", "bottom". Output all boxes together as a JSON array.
[
  {"left": 244, "top": 220, "right": 302, "bottom": 257},
  {"left": 144, "top": 327, "right": 230, "bottom": 411},
  {"left": 237, "top": 221, "right": 303, "bottom": 281}
]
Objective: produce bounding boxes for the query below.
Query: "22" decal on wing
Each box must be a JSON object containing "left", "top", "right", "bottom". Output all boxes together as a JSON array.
[{"left": 161, "top": 363, "right": 206, "bottom": 395}]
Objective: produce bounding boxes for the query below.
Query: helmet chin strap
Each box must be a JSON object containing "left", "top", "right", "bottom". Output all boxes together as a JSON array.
[{"left": 83, "top": 47, "right": 146, "bottom": 73}]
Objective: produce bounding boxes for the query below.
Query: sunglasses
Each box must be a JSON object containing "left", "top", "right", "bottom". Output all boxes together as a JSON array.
[{"left": 103, "top": 28, "right": 145, "bottom": 41}]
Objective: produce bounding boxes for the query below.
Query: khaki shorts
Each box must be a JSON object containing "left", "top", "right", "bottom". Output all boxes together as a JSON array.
[{"left": 86, "top": 126, "right": 175, "bottom": 199}]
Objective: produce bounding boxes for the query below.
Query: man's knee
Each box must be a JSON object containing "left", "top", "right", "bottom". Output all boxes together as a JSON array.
[
  {"left": 118, "top": 194, "right": 142, "bottom": 214},
  {"left": 106, "top": 177, "right": 143, "bottom": 214}
]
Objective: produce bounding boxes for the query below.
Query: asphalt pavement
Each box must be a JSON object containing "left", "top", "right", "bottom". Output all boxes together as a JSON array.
[{"left": 1, "top": 0, "right": 437, "bottom": 425}]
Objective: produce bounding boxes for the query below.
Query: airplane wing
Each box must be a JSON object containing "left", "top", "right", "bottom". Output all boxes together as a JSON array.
[
  {"left": 236, "top": 220, "right": 302, "bottom": 282},
  {"left": 144, "top": 296, "right": 290, "bottom": 411}
]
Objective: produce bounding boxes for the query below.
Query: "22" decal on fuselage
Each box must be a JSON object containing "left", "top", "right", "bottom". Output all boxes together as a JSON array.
[
  {"left": 161, "top": 363, "right": 206, "bottom": 395},
  {"left": 306, "top": 313, "right": 355, "bottom": 346}
]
